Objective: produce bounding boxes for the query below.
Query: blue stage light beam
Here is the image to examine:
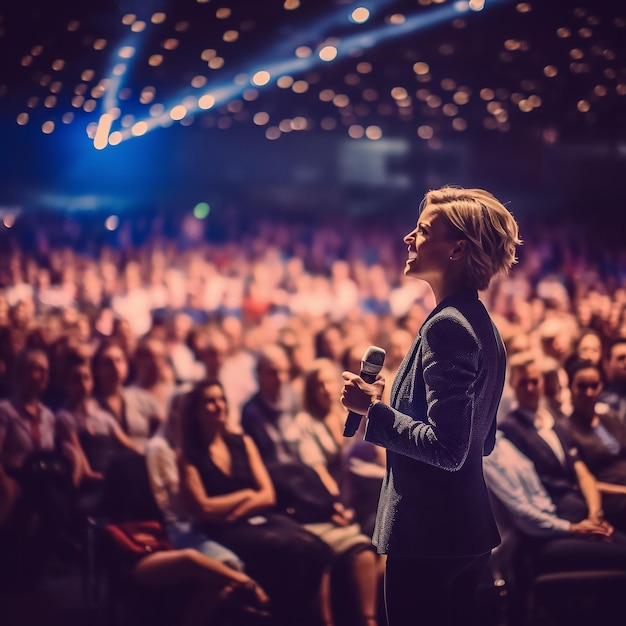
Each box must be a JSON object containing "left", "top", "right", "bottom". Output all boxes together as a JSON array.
[
  {"left": 95, "top": 0, "right": 510, "bottom": 148},
  {"left": 93, "top": 31, "right": 150, "bottom": 149}
]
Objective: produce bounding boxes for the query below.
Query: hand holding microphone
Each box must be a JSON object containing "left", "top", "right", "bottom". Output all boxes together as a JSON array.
[{"left": 341, "top": 345, "right": 386, "bottom": 437}]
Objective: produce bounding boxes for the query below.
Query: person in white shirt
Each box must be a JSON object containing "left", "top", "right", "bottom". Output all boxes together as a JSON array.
[
  {"left": 92, "top": 338, "right": 165, "bottom": 452},
  {"left": 484, "top": 431, "right": 626, "bottom": 576},
  {"left": 498, "top": 352, "right": 613, "bottom": 528}
]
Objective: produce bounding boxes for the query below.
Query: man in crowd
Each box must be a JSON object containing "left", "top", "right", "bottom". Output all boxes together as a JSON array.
[{"left": 599, "top": 337, "right": 626, "bottom": 423}]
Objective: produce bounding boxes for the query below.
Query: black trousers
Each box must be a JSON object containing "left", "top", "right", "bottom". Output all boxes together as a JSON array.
[{"left": 384, "top": 551, "right": 490, "bottom": 626}]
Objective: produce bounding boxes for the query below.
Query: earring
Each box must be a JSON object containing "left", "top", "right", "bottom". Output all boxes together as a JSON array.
[{"left": 449, "top": 256, "right": 454, "bottom": 260}]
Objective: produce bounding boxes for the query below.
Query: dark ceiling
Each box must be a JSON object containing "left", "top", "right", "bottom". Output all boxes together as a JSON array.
[{"left": 0, "top": 0, "right": 625, "bottom": 219}]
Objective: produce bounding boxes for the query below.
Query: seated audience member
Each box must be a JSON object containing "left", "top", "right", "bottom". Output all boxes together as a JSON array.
[
  {"left": 496, "top": 330, "right": 532, "bottom": 424},
  {"left": 499, "top": 352, "right": 618, "bottom": 530},
  {"left": 328, "top": 259, "right": 360, "bottom": 322},
  {"left": 211, "top": 319, "right": 258, "bottom": 432},
  {"left": 111, "top": 261, "right": 153, "bottom": 340},
  {"left": 379, "top": 327, "right": 413, "bottom": 395},
  {"left": 599, "top": 337, "right": 626, "bottom": 423},
  {"left": 278, "top": 325, "right": 315, "bottom": 407},
  {"left": 132, "top": 336, "right": 176, "bottom": 411},
  {"left": 537, "top": 315, "right": 576, "bottom": 367},
  {"left": 484, "top": 431, "right": 626, "bottom": 569},
  {"left": 92, "top": 338, "right": 165, "bottom": 452},
  {"left": 295, "top": 358, "right": 356, "bottom": 495},
  {"left": 145, "top": 398, "right": 245, "bottom": 572},
  {"left": 110, "top": 317, "right": 138, "bottom": 372},
  {"left": 339, "top": 342, "right": 388, "bottom": 536},
  {"left": 42, "top": 332, "right": 92, "bottom": 410},
  {"left": 294, "top": 358, "right": 381, "bottom": 623},
  {"left": 565, "top": 328, "right": 604, "bottom": 370},
  {"left": 242, "top": 345, "right": 380, "bottom": 626},
  {"left": 106, "top": 520, "right": 269, "bottom": 626},
  {"left": 194, "top": 328, "right": 230, "bottom": 381},
  {"left": 56, "top": 358, "right": 143, "bottom": 493},
  {"left": 168, "top": 328, "right": 235, "bottom": 435},
  {"left": 179, "top": 379, "right": 332, "bottom": 626},
  {"left": 541, "top": 355, "right": 570, "bottom": 420},
  {"left": 165, "top": 312, "right": 204, "bottom": 385},
  {"left": 314, "top": 323, "right": 346, "bottom": 365},
  {"left": 564, "top": 358, "right": 626, "bottom": 527},
  {"left": 0, "top": 348, "right": 58, "bottom": 472},
  {"left": 240, "top": 344, "right": 302, "bottom": 465},
  {"left": 0, "top": 347, "right": 75, "bottom": 574}
]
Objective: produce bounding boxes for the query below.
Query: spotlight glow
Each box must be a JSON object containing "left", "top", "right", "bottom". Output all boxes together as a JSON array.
[
  {"left": 170, "top": 105, "right": 187, "bottom": 120},
  {"left": 319, "top": 46, "right": 338, "bottom": 61},
  {"left": 105, "top": 215, "right": 119, "bottom": 230},
  {"left": 132, "top": 121, "right": 148, "bottom": 135},
  {"left": 198, "top": 94, "right": 215, "bottom": 109},
  {"left": 351, "top": 8, "right": 371, "bottom": 24},
  {"left": 252, "top": 71, "right": 271, "bottom": 86},
  {"left": 94, "top": 0, "right": 509, "bottom": 147},
  {"left": 94, "top": 112, "right": 113, "bottom": 150}
]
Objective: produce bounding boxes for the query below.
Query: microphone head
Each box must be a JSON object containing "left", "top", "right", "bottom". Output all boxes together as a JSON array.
[{"left": 360, "top": 345, "right": 386, "bottom": 376}]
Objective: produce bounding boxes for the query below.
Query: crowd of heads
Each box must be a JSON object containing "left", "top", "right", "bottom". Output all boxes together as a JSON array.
[
  {"left": 0, "top": 196, "right": 625, "bottom": 624},
  {"left": 0, "top": 199, "right": 623, "bottom": 429}
]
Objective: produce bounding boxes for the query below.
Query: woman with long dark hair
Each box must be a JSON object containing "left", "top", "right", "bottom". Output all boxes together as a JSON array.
[{"left": 179, "top": 379, "right": 332, "bottom": 626}]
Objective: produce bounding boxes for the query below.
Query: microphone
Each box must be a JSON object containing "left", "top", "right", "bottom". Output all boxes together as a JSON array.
[{"left": 343, "top": 345, "right": 386, "bottom": 437}]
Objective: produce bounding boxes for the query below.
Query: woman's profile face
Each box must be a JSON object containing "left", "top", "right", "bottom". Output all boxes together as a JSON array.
[
  {"left": 403, "top": 205, "right": 457, "bottom": 281},
  {"left": 199, "top": 384, "right": 228, "bottom": 427}
]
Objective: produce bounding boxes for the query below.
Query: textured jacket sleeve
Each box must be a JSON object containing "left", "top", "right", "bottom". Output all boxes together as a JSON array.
[{"left": 365, "top": 314, "right": 479, "bottom": 471}]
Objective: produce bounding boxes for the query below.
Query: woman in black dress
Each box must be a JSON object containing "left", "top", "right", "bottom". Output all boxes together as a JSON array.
[
  {"left": 565, "top": 358, "right": 626, "bottom": 530},
  {"left": 179, "top": 379, "right": 332, "bottom": 626}
]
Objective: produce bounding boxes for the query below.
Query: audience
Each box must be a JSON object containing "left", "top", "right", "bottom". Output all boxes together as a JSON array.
[
  {"left": 294, "top": 359, "right": 349, "bottom": 497},
  {"left": 499, "top": 352, "right": 608, "bottom": 528},
  {"left": 598, "top": 337, "right": 626, "bottom": 423},
  {"left": 178, "top": 379, "right": 332, "bottom": 626},
  {"left": 569, "top": 328, "right": 604, "bottom": 368},
  {"left": 145, "top": 390, "right": 245, "bottom": 572},
  {"left": 0, "top": 347, "right": 75, "bottom": 576},
  {"left": 0, "top": 211, "right": 625, "bottom": 624},
  {"left": 132, "top": 336, "right": 177, "bottom": 411},
  {"left": 484, "top": 431, "right": 626, "bottom": 566},
  {"left": 92, "top": 338, "right": 165, "bottom": 452},
  {"left": 105, "top": 518, "right": 270, "bottom": 626},
  {"left": 242, "top": 345, "right": 381, "bottom": 626},
  {"left": 56, "top": 358, "right": 142, "bottom": 494},
  {"left": 563, "top": 358, "right": 626, "bottom": 527}
]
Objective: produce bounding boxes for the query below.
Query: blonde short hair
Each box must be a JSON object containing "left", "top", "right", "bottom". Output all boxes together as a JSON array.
[{"left": 423, "top": 186, "right": 522, "bottom": 290}]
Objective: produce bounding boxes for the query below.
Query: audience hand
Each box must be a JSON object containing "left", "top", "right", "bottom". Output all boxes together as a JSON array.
[
  {"left": 331, "top": 501, "right": 355, "bottom": 527},
  {"left": 570, "top": 518, "right": 614, "bottom": 539}
]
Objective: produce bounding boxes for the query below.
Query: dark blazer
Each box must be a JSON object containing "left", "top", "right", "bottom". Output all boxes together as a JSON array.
[{"left": 365, "top": 289, "right": 503, "bottom": 558}]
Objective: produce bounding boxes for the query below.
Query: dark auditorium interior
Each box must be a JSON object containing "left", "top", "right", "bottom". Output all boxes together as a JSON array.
[{"left": 0, "top": 1, "right": 625, "bottom": 625}]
